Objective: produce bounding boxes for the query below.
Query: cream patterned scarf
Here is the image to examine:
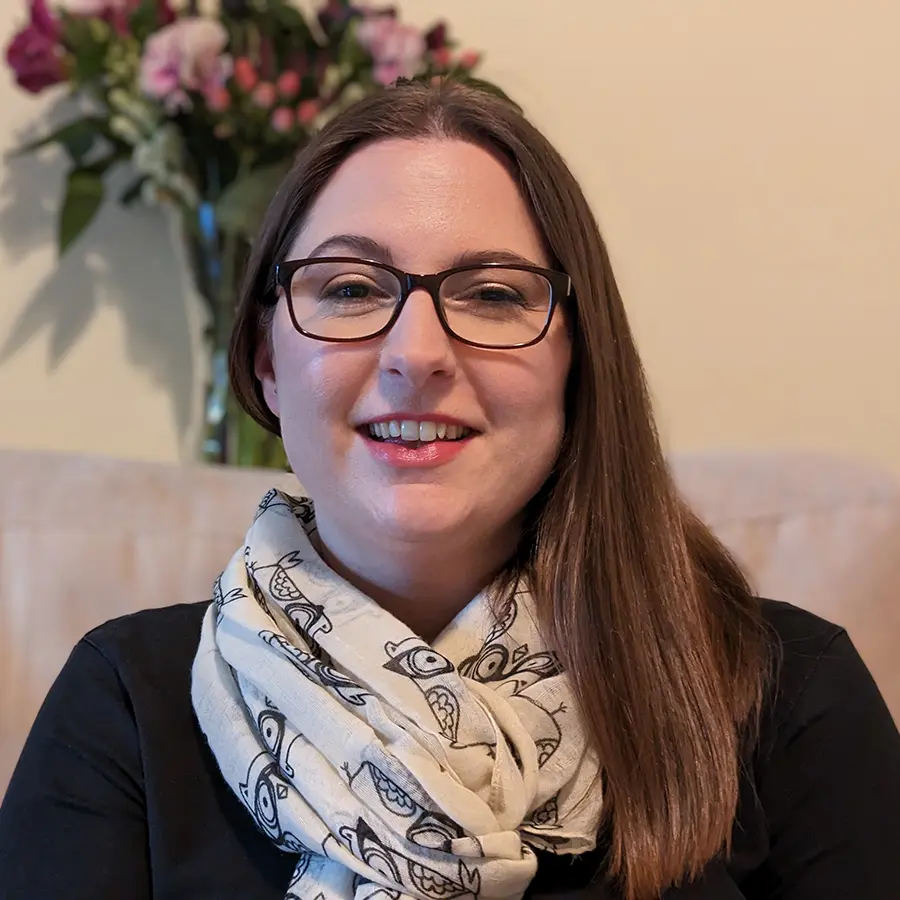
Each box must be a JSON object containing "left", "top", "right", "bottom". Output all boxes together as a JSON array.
[{"left": 192, "top": 489, "right": 603, "bottom": 900}]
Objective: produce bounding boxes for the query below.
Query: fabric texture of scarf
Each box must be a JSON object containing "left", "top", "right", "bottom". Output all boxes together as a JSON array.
[{"left": 192, "top": 489, "right": 603, "bottom": 900}]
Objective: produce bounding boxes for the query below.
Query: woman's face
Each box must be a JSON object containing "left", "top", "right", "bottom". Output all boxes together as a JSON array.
[{"left": 257, "top": 138, "right": 572, "bottom": 554}]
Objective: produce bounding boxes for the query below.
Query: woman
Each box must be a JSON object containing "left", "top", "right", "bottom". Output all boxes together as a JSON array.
[{"left": 1, "top": 80, "right": 898, "bottom": 900}]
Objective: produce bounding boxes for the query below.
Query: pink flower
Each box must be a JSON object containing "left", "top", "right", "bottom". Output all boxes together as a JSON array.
[
  {"left": 232, "top": 56, "right": 257, "bottom": 93},
  {"left": 430, "top": 46, "right": 451, "bottom": 69},
  {"left": 296, "top": 99, "right": 319, "bottom": 126},
  {"left": 457, "top": 49, "right": 480, "bottom": 70},
  {"left": 270, "top": 106, "right": 294, "bottom": 134},
  {"left": 205, "top": 85, "right": 231, "bottom": 113},
  {"left": 5, "top": 0, "right": 65, "bottom": 94},
  {"left": 276, "top": 70, "right": 300, "bottom": 100},
  {"left": 251, "top": 81, "right": 276, "bottom": 109},
  {"left": 356, "top": 13, "right": 425, "bottom": 86},
  {"left": 140, "top": 18, "right": 232, "bottom": 112}
]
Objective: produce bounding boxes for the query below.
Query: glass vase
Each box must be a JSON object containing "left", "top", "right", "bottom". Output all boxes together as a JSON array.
[{"left": 182, "top": 201, "right": 289, "bottom": 469}]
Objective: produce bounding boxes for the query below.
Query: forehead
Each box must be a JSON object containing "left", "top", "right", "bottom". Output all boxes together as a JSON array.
[{"left": 289, "top": 138, "right": 549, "bottom": 268}]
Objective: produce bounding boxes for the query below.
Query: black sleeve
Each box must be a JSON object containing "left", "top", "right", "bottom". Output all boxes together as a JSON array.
[
  {"left": 756, "top": 629, "right": 900, "bottom": 897},
  {"left": 0, "top": 638, "right": 151, "bottom": 899}
]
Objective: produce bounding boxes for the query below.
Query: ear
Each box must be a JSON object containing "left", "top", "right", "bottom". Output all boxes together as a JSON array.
[{"left": 254, "top": 334, "right": 279, "bottom": 418}]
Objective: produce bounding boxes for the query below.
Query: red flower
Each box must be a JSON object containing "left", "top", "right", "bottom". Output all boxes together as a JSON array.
[
  {"left": 424, "top": 22, "right": 447, "bottom": 51},
  {"left": 252, "top": 81, "right": 276, "bottom": 109},
  {"left": 205, "top": 85, "right": 231, "bottom": 113},
  {"left": 5, "top": 0, "right": 66, "bottom": 94},
  {"left": 457, "top": 49, "right": 480, "bottom": 70},
  {"left": 276, "top": 70, "right": 300, "bottom": 100},
  {"left": 156, "top": 0, "right": 176, "bottom": 27},
  {"left": 296, "top": 98, "right": 319, "bottom": 126},
  {"left": 431, "top": 47, "right": 451, "bottom": 69},
  {"left": 270, "top": 106, "right": 294, "bottom": 134},
  {"left": 232, "top": 56, "right": 258, "bottom": 93}
]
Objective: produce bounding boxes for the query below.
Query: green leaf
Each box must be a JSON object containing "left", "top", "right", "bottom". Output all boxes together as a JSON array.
[
  {"left": 59, "top": 12, "right": 112, "bottom": 84},
  {"left": 215, "top": 160, "right": 292, "bottom": 239},
  {"left": 59, "top": 166, "right": 106, "bottom": 254},
  {"left": 270, "top": 0, "right": 314, "bottom": 38},
  {"left": 8, "top": 117, "right": 111, "bottom": 166},
  {"left": 337, "top": 18, "right": 370, "bottom": 71},
  {"left": 128, "top": 0, "right": 163, "bottom": 42},
  {"left": 234, "top": 403, "right": 290, "bottom": 469}
]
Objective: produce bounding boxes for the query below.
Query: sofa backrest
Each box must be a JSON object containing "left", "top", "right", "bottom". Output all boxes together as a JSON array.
[{"left": 1, "top": 447, "right": 898, "bottom": 797}]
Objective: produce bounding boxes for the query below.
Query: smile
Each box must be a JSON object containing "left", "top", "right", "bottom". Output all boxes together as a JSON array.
[{"left": 365, "top": 420, "right": 474, "bottom": 444}]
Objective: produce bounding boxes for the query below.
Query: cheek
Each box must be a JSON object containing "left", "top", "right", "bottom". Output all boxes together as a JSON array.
[
  {"left": 270, "top": 324, "right": 371, "bottom": 451},
  {"left": 491, "top": 334, "right": 570, "bottom": 432}
]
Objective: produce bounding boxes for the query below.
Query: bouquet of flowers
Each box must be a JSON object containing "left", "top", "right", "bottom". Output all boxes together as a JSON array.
[{"left": 5, "top": 0, "right": 504, "bottom": 467}]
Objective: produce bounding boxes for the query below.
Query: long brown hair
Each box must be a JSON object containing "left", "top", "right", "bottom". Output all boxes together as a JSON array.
[{"left": 230, "top": 80, "right": 771, "bottom": 899}]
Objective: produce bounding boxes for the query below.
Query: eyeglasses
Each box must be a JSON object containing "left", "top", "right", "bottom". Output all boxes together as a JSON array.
[{"left": 270, "top": 257, "right": 571, "bottom": 350}]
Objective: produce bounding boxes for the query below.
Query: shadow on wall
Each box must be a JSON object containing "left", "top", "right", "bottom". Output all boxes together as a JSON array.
[{"left": 0, "top": 104, "right": 200, "bottom": 453}]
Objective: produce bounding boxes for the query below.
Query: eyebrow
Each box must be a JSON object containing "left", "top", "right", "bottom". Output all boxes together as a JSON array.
[
  {"left": 306, "top": 234, "right": 392, "bottom": 262},
  {"left": 303, "top": 234, "right": 543, "bottom": 271}
]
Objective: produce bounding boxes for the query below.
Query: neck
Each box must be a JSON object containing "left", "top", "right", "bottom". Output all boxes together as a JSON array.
[{"left": 313, "top": 517, "right": 520, "bottom": 643}]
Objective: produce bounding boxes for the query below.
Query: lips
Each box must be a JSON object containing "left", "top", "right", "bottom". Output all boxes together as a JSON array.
[{"left": 356, "top": 414, "right": 478, "bottom": 467}]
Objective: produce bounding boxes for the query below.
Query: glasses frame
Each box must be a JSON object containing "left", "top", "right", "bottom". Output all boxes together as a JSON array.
[{"left": 270, "top": 256, "right": 572, "bottom": 350}]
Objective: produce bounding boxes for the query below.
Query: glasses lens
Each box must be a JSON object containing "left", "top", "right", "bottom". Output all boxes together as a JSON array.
[
  {"left": 440, "top": 267, "right": 553, "bottom": 347},
  {"left": 289, "top": 261, "right": 401, "bottom": 339}
]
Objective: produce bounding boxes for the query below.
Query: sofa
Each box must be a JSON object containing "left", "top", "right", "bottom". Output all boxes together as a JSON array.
[{"left": 1, "top": 447, "right": 899, "bottom": 799}]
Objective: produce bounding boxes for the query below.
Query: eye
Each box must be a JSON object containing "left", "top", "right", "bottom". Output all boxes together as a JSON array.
[
  {"left": 470, "top": 645, "right": 509, "bottom": 682},
  {"left": 292, "top": 261, "right": 399, "bottom": 306},
  {"left": 383, "top": 645, "right": 455, "bottom": 680},
  {"left": 321, "top": 278, "right": 382, "bottom": 301},
  {"left": 257, "top": 709, "right": 284, "bottom": 755},
  {"left": 254, "top": 765, "right": 283, "bottom": 828},
  {"left": 318, "top": 273, "right": 397, "bottom": 304},
  {"left": 448, "top": 279, "right": 527, "bottom": 306},
  {"left": 472, "top": 283, "right": 526, "bottom": 304}
]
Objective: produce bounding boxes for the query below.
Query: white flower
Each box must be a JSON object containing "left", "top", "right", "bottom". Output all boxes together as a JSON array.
[
  {"left": 356, "top": 13, "right": 425, "bottom": 85},
  {"left": 139, "top": 17, "right": 232, "bottom": 107}
]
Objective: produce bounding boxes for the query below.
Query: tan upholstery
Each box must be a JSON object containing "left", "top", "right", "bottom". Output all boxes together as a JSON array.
[{"left": 1, "top": 448, "right": 898, "bottom": 798}]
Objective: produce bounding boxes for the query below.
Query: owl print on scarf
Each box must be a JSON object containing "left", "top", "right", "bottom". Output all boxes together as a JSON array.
[{"left": 192, "top": 490, "right": 604, "bottom": 900}]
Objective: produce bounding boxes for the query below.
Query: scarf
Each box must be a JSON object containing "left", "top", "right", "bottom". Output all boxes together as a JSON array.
[{"left": 192, "top": 489, "right": 603, "bottom": 900}]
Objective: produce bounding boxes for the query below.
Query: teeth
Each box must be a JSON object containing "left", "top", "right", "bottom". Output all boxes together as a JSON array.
[{"left": 366, "top": 420, "right": 471, "bottom": 443}]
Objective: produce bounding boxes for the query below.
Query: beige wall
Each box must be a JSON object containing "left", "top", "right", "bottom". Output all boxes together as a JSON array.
[{"left": 1, "top": 0, "right": 898, "bottom": 470}]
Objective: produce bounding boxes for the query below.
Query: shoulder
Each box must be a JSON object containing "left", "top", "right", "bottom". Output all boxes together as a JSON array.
[
  {"left": 751, "top": 598, "right": 900, "bottom": 818},
  {"left": 758, "top": 597, "right": 847, "bottom": 704},
  {"left": 756, "top": 597, "right": 874, "bottom": 737},
  {"left": 727, "top": 600, "right": 900, "bottom": 892},
  {"left": 757, "top": 595, "right": 843, "bottom": 648},
  {"left": 79, "top": 601, "right": 210, "bottom": 687}
]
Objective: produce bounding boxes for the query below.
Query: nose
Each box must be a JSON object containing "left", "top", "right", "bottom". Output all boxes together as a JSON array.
[{"left": 378, "top": 288, "right": 457, "bottom": 387}]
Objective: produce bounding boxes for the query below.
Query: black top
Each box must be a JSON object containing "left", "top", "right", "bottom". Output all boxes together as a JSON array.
[{"left": 1, "top": 599, "right": 899, "bottom": 899}]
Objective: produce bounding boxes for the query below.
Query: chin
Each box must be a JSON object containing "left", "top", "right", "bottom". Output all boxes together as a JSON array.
[{"left": 368, "top": 483, "right": 476, "bottom": 542}]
